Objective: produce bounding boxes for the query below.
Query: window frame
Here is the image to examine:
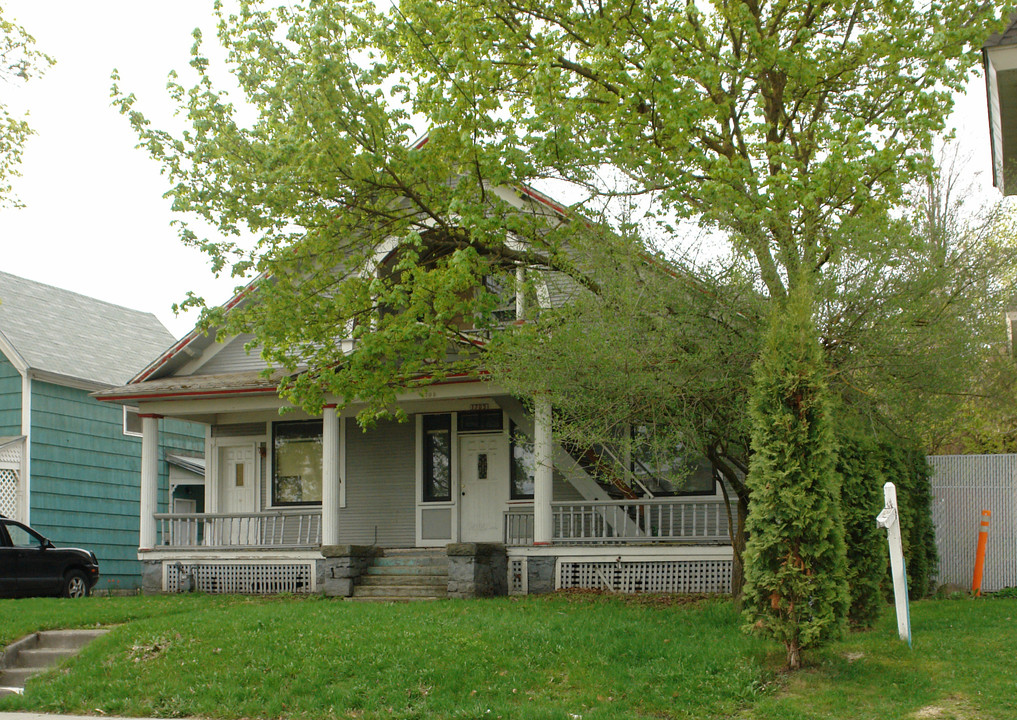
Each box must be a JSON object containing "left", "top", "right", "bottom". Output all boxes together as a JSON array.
[
  {"left": 509, "top": 421, "right": 536, "bottom": 501},
  {"left": 122, "top": 406, "right": 143, "bottom": 437},
  {"left": 629, "top": 426, "right": 718, "bottom": 497},
  {"left": 271, "top": 420, "right": 324, "bottom": 507},
  {"left": 421, "top": 414, "right": 452, "bottom": 503}
]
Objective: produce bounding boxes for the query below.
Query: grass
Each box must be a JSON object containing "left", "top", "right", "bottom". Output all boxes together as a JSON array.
[{"left": 0, "top": 593, "right": 1015, "bottom": 719}]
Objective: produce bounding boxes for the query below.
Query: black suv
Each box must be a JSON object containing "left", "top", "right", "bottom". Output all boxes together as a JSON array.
[{"left": 0, "top": 516, "right": 100, "bottom": 598}]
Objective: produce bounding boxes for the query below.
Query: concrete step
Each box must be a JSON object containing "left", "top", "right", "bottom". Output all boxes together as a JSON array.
[
  {"left": 36, "top": 629, "right": 108, "bottom": 650},
  {"left": 14, "top": 648, "right": 76, "bottom": 668},
  {"left": 0, "top": 668, "right": 38, "bottom": 686},
  {"left": 381, "top": 547, "right": 447, "bottom": 556},
  {"left": 346, "top": 596, "right": 439, "bottom": 603},
  {"left": 365, "top": 563, "right": 448, "bottom": 575},
  {"left": 373, "top": 555, "right": 447, "bottom": 567},
  {"left": 358, "top": 574, "right": 447, "bottom": 587},
  {"left": 352, "top": 584, "right": 447, "bottom": 598}
]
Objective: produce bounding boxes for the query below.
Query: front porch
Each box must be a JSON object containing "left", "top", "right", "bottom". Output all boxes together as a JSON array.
[
  {"left": 142, "top": 495, "right": 735, "bottom": 596},
  {"left": 112, "top": 374, "right": 738, "bottom": 597}
]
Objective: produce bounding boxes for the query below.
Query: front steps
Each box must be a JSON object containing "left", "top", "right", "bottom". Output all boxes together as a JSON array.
[
  {"left": 0, "top": 629, "right": 109, "bottom": 697},
  {"left": 349, "top": 548, "right": 448, "bottom": 602}
]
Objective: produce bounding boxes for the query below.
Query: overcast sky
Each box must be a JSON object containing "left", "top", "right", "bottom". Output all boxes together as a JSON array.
[{"left": 0, "top": 1, "right": 1005, "bottom": 340}]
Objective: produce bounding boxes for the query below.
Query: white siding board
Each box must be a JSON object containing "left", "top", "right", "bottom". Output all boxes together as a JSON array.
[{"left": 190, "top": 334, "right": 271, "bottom": 376}]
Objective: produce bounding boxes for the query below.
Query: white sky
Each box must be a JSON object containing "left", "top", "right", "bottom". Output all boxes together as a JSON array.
[{"left": 0, "top": 1, "right": 1004, "bottom": 339}]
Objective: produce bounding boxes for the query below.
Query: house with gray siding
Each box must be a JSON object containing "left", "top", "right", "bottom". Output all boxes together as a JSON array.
[
  {"left": 0, "top": 271, "right": 203, "bottom": 591},
  {"left": 95, "top": 186, "right": 734, "bottom": 599}
]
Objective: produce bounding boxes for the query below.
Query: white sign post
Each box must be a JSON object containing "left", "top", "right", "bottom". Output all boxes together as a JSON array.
[{"left": 875, "top": 481, "right": 912, "bottom": 647}]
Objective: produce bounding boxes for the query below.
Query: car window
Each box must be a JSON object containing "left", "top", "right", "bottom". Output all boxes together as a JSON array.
[{"left": 4, "top": 523, "right": 44, "bottom": 549}]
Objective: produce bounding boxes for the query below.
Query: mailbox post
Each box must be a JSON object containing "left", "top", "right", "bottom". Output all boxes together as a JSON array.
[{"left": 876, "top": 482, "right": 911, "bottom": 646}]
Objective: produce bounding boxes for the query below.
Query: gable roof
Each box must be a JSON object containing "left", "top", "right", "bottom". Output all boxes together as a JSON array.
[
  {"left": 0, "top": 271, "right": 176, "bottom": 388},
  {"left": 121, "top": 174, "right": 576, "bottom": 389}
]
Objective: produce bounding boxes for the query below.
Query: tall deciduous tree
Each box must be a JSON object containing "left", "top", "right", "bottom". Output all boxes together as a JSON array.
[{"left": 0, "top": 9, "right": 52, "bottom": 207}]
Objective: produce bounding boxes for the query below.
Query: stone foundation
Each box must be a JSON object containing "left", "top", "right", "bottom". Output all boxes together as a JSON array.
[
  {"left": 525, "top": 555, "right": 556, "bottom": 594},
  {"left": 446, "top": 543, "right": 507, "bottom": 598},
  {"left": 318, "top": 545, "right": 380, "bottom": 597},
  {"left": 140, "top": 559, "right": 163, "bottom": 595}
]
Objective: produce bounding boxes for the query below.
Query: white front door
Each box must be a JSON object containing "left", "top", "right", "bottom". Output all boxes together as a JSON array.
[
  {"left": 459, "top": 435, "right": 507, "bottom": 542},
  {"left": 219, "top": 444, "right": 257, "bottom": 543}
]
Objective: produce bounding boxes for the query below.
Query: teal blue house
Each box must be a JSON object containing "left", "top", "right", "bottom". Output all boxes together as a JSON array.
[{"left": 0, "top": 271, "right": 203, "bottom": 591}]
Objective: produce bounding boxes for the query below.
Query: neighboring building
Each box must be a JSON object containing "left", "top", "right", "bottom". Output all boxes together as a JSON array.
[
  {"left": 95, "top": 187, "right": 735, "bottom": 599},
  {"left": 983, "top": 18, "right": 1017, "bottom": 195},
  {"left": 0, "top": 271, "right": 203, "bottom": 591}
]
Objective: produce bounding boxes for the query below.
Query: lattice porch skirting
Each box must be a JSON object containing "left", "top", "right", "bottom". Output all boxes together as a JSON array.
[
  {"left": 165, "top": 561, "right": 315, "bottom": 594},
  {"left": 0, "top": 468, "right": 17, "bottom": 518},
  {"left": 557, "top": 559, "right": 732, "bottom": 594}
]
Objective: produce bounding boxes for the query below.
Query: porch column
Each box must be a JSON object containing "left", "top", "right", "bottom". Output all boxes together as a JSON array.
[
  {"left": 533, "top": 395, "right": 553, "bottom": 545},
  {"left": 139, "top": 414, "right": 161, "bottom": 551},
  {"left": 321, "top": 405, "right": 341, "bottom": 546}
]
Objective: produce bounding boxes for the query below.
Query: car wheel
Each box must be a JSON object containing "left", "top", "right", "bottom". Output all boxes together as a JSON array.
[{"left": 63, "top": 570, "right": 90, "bottom": 598}]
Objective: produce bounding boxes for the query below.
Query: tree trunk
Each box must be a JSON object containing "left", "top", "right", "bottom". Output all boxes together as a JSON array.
[
  {"left": 786, "top": 641, "right": 802, "bottom": 671},
  {"left": 730, "top": 495, "right": 749, "bottom": 601},
  {"left": 713, "top": 449, "right": 750, "bottom": 602}
]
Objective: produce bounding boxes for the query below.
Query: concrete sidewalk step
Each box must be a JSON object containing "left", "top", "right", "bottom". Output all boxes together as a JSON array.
[
  {"left": 0, "top": 629, "right": 109, "bottom": 695},
  {"left": 15, "top": 648, "right": 77, "bottom": 668},
  {"left": 36, "top": 629, "right": 108, "bottom": 650}
]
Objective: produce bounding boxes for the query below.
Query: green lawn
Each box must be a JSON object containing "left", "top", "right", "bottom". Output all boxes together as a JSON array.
[{"left": 0, "top": 593, "right": 1014, "bottom": 720}]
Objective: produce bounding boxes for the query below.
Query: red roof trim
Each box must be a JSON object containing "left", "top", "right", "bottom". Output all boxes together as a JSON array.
[{"left": 515, "top": 184, "right": 569, "bottom": 219}]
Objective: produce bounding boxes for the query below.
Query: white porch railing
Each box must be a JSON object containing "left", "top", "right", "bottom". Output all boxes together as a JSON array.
[
  {"left": 505, "top": 498, "right": 732, "bottom": 545},
  {"left": 155, "top": 511, "right": 322, "bottom": 549}
]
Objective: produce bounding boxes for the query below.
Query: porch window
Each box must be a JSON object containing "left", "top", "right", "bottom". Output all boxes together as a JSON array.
[
  {"left": 123, "top": 406, "right": 143, "bottom": 437},
  {"left": 272, "top": 420, "right": 323, "bottom": 506},
  {"left": 422, "top": 414, "right": 451, "bottom": 502},
  {"left": 630, "top": 426, "right": 716, "bottom": 496},
  {"left": 510, "top": 422, "right": 535, "bottom": 500}
]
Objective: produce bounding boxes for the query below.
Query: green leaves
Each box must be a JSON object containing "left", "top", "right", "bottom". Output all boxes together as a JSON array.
[{"left": 0, "top": 8, "right": 54, "bottom": 207}]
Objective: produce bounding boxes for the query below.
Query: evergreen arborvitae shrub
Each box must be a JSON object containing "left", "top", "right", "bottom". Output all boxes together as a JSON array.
[
  {"left": 836, "top": 433, "right": 887, "bottom": 628},
  {"left": 741, "top": 286, "right": 848, "bottom": 670}
]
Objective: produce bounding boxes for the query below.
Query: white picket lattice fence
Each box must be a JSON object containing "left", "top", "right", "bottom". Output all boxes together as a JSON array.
[
  {"left": 0, "top": 439, "right": 21, "bottom": 518},
  {"left": 929, "top": 454, "right": 1017, "bottom": 592},
  {"left": 0, "top": 468, "right": 16, "bottom": 518},
  {"left": 165, "top": 562, "right": 315, "bottom": 594},
  {"left": 557, "top": 560, "right": 732, "bottom": 594}
]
